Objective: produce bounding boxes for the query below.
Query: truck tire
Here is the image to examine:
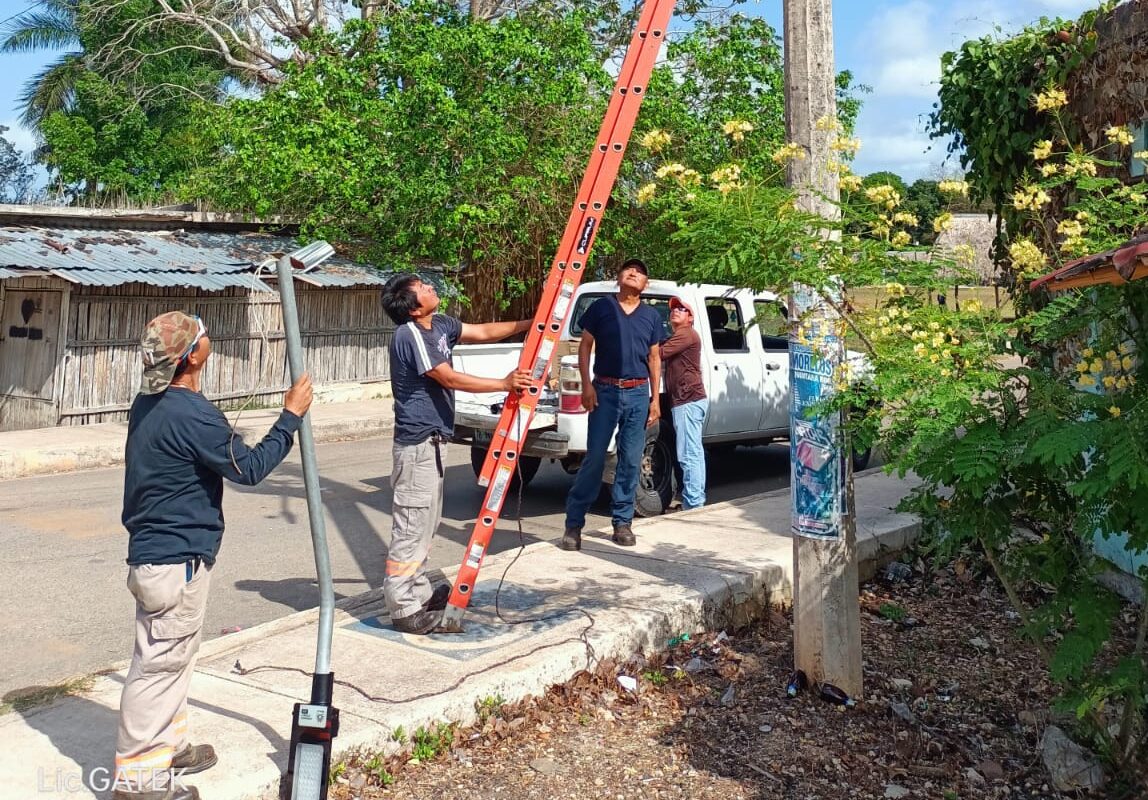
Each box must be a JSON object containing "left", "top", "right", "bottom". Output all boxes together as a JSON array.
[
  {"left": 635, "top": 422, "right": 674, "bottom": 518},
  {"left": 469, "top": 448, "right": 541, "bottom": 490}
]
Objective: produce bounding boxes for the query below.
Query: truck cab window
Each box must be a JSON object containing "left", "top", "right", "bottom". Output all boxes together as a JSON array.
[
  {"left": 754, "top": 300, "right": 789, "bottom": 351},
  {"left": 705, "top": 298, "right": 746, "bottom": 351},
  {"left": 569, "top": 293, "right": 672, "bottom": 340}
]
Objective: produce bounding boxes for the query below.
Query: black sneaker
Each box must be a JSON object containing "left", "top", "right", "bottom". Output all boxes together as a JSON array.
[
  {"left": 171, "top": 743, "right": 217, "bottom": 774},
  {"left": 559, "top": 527, "right": 582, "bottom": 551},
  {"left": 423, "top": 583, "right": 452, "bottom": 612},
  {"left": 392, "top": 609, "right": 442, "bottom": 635},
  {"left": 612, "top": 524, "right": 636, "bottom": 547}
]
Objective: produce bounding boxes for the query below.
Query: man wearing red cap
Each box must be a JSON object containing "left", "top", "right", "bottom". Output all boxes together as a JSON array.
[
  {"left": 661, "top": 296, "right": 708, "bottom": 510},
  {"left": 114, "top": 311, "right": 313, "bottom": 800}
]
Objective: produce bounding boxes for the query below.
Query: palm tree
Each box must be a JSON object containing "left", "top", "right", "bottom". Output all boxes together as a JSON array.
[{"left": 1, "top": 1, "right": 85, "bottom": 130}]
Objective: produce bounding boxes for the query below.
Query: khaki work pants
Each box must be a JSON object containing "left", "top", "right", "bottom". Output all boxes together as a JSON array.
[
  {"left": 385, "top": 438, "right": 446, "bottom": 620},
  {"left": 115, "top": 561, "right": 212, "bottom": 792}
]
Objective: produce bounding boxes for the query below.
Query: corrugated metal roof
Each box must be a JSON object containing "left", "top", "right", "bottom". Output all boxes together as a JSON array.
[
  {"left": 1030, "top": 233, "right": 1148, "bottom": 291},
  {"left": 0, "top": 226, "right": 387, "bottom": 290}
]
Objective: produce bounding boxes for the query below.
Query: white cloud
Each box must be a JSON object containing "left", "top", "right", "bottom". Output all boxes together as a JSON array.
[{"left": 875, "top": 56, "right": 941, "bottom": 99}]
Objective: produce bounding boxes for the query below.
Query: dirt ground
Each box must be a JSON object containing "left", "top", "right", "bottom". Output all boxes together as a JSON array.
[{"left": 328, "top": 559, "right": 1105, "bottom": 800}]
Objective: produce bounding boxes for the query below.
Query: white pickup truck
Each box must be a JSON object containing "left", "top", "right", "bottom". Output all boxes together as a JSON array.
[{"left": 450, "top": 280, "right": 870, "bottom": 516}]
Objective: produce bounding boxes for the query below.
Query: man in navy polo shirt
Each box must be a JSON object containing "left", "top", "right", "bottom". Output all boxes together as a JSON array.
[{"left": 561, "top": 258, "right": 662, "bottom": 551}]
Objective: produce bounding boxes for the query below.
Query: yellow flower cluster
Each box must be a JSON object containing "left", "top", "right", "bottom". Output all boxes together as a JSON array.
[
  {"left": 710, "top": 164, "right": 743, "bottom": 195},
  {"left": 1056, "top": 219, "right": 1087, "bottom": 254},
  {"left": 933, "top": 212, "right": 953, "bottom": 233},
  {"left": 1073, "top": 343, "right": 1138, "bottom": 392},
  {"left": 1032, "top": 140, "right": 1054, "bottom": 160},
  {"left": 884, "top": 282, "right": 906, "bottom": 296},
  {"left": 937, "top": 180, "right": 970, "bottom": 196},
  {"left": 815, "top": 115, "right": 839, "bottom": 132},
  {"left": 1105, "top": 126, "right": 1135, "bottom": 146},
  {"left": 1033, "top": 88, "right": 1068, "bottom": 112},
  {"left": 722, "top": 120, "right": 755, "bottom": 142},
  {"left": 1135, "top": 150, "right": 1148, "bottom": 161},
  {"left": 770, "top": 142, "right": 806, "bottom": 164},
  {"left": 892, "top": 211, "right": 919, "bottom": 226},
  {"left": 864, "top": 184, "right": 902, "bottom": 210},
  {"left": 1008, "top": 238, "right": 1046, "bottom": 275},
  {"left": 891, "top": 231, "right": 912, "bottom": 248},
  {"left": 1012, "top": 185, "right": 1051, "bottom": 211},
  {"left": 829, "top": 135, "right": 862, "bottom": 155},
  {"left": 952, "top": 244, "right": 977, "bottom": 266},
  {"left": 839, "top": 174, "right": 863, "bottom": 192},
  {"left": 1039, "top": 163, "right": 1060, "bottom": 177},
  {"left": 636, "top": 183, "right": 657, "bottom": 205},
  {"left": 654, "top": 163, "right": 701, "bottom": 187},
  {"left": 639, "top": 129, "right": 671, "bottom": 153},
  {"left": 1063, "top": 155, "right": 1098, "bottom": 179}
]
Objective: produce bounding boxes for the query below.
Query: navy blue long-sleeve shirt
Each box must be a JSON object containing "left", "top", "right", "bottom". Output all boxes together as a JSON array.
[{"left": 122, "top": 387, "right": 302, "bottom": 566}]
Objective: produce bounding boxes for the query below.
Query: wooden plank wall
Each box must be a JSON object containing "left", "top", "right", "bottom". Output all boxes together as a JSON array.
[{"left": 57, "top": 283, "right": 394, "bottom": 425}]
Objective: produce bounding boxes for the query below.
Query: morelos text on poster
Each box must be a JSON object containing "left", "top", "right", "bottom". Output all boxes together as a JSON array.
[{"left": 790, "top": 338, "right": 842, "bottom": 539}]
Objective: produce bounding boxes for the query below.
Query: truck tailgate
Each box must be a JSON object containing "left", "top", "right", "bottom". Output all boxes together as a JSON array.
[{"left": 453, "top": 342, "right": 557, "bottom": 429}]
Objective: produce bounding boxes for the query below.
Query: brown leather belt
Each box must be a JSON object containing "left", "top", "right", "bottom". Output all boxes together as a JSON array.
[{"left": 594, "top": 376, "right": 649, "bottom": 389}]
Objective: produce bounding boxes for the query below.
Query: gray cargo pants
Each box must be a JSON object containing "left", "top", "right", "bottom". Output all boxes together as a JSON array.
[
  {"left": 115, "top": 560, "right": 212, "bottom": 792},
  {"left": 385, "top": 437, "right": 446, "bottom": 620}
]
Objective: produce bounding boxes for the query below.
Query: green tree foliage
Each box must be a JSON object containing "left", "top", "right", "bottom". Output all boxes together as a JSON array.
[
  {"left": 187, "top": 6, "right": 609, "bottom": 320},
  {"left": 928, "top": 2, "right": 1117, "bottom": 213},
  {"left": 903, "top": 179, "right": 944, "bottom": 246},
  {"left": 0, "top": 126, "right": 33, "bottom": 203},
  {"left": 610, "top": 14, "right": 863, "bottom": 271},
  {"left": 0, "top": 0, "right": 83, "bottom": 129},
  {"left": 3, "top": 0, "right": 231, "bottom": 200}
]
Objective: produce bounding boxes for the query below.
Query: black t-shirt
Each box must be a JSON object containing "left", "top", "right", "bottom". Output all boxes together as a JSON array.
[
  {"left": 389, "top": 315, "right": 464, "bottom": 445},
  {"left": 122, "top": 388, "right": 301, "bottom": 565}
]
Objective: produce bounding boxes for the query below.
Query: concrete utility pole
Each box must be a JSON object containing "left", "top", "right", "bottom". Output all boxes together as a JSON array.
[{"left": 783, "top": 0, "right": 862, "bottom": 697}]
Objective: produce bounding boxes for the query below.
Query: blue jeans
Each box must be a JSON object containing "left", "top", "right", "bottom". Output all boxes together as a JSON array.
[
  {"left": 565, "top": 383, "right": 651, "bottom": 530},
  {"left": 672, "top": 399, "right": 708, "bottom": 509}
]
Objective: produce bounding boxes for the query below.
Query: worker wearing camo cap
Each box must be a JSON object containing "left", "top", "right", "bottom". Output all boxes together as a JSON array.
[{"left": 113, "top": 311, "right": 313, "bottom": 800}]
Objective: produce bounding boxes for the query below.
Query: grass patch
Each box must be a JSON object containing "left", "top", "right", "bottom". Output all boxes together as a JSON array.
[{"left": 0, "top": 677, "right": 96, "bottom": 716}]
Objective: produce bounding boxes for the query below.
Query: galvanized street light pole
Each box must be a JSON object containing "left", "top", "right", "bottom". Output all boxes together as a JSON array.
[
  {"left": 783, "top": 0, "right": 863, "bottom": 698},
  {"left": 277, "top": 242, "right": 342, "bottom": 800}
]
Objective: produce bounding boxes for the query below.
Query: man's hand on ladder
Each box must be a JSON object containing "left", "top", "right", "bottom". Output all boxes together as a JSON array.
[{"left": 503, "top": 369, "right": 531, "bottom": 393}]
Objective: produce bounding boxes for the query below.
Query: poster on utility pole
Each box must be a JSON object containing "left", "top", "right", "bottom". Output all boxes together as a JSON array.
[{"left": 790, "top": 332, "right": 845, "bottom": 539}]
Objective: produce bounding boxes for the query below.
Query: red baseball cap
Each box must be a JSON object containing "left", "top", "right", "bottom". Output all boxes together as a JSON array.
[{"left": 669, "top": 296, "right": 694, "bottom": 317}]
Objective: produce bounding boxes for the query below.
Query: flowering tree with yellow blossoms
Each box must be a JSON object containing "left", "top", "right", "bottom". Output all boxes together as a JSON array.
[{"left": 632, "top": 86, "right": 1147, "bottom": 783}]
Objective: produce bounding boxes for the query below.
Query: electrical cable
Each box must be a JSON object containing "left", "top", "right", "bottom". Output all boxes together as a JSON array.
[
  {"left": 233, "top": 376, "right": 603, "bottom": 706},
  {"left": 224, "top": 257, "right": 278, "bottom": 474}
]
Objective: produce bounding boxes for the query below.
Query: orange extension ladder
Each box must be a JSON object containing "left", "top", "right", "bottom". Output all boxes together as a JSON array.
[{"left": 439, "top": 0, "right": 675, "bottom": 632}]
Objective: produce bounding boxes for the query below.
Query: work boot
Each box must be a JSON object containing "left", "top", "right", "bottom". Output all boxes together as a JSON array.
[
  {"left": 392, "top": 608, "right": 442, "bottom": 635},
  {"left": 171, "top": 744, "right": 217, "bottom": 775},
  {"left": 559, "top": 527, "right": 582, "bottom": 551},
  {"left": 423, "top": 582, "right": 452, "bottom": 612},
  {"left": 112, "top": 785, "right": 199, "bottom": 800},
  {"left": 612, "top": 524, "right": 636, "bottom": 547}
]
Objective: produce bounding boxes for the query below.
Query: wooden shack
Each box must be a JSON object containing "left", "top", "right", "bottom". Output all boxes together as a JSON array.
[{"left": 0, "top": 205, "right": 411, "bottom": 432}]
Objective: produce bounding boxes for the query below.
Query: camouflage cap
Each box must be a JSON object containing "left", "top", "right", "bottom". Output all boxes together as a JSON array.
[{"left": 139, "top": 311, "right": 205, "bottom": 394}]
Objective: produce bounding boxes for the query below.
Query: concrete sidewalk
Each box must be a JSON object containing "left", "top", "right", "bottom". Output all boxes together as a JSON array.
[
  {"left": 0, "top": 398, "right": 395, "bottom": 480},
  {"left": 1, "top": 470, "right": 919, "bottom": 800}
]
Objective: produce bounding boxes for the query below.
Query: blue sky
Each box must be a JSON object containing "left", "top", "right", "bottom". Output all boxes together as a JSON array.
[{"left": 0, "top": 0, "right": 1107, "bottom": 183}]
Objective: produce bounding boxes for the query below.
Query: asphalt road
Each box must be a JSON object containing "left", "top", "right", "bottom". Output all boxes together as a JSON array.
[{"left": 0, "top": 434, "right": 796, "bottom": 698}]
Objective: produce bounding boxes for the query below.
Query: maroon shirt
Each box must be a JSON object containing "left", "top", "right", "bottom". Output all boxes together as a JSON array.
[{"left": 660, "top": 327, "right": 706, "bottom": 407}]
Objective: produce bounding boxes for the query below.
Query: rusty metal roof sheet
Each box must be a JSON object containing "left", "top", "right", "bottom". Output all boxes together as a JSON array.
[
  {"left": 1030, "top": 233, "right": 1148, "bottom": 291},
  {"left": 0, "top": 226, "right": 386, "bottom": 289}
]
